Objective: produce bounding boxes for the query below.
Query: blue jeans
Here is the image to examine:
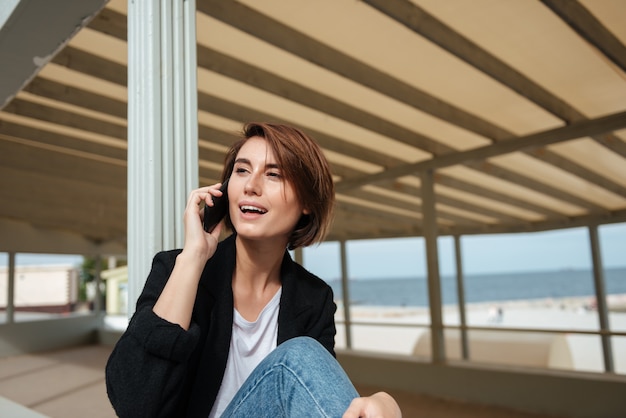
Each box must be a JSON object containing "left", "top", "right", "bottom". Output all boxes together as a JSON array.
[{"left": 221, "top": 337, "right": 359, "bottom": 418}]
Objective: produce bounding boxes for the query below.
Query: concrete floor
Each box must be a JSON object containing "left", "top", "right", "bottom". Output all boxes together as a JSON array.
[{"left": 0, "top": 344, "right": 563, "bottom": 418}]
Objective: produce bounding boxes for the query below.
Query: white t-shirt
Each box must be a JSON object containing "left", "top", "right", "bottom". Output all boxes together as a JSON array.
[{"left": 208, "top": 288, "right": 282, "bottom": 417}]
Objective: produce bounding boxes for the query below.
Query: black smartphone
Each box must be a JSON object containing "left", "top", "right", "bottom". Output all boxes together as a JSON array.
[{"left": 203, "top": 179, "right": 229, "bottom": 233}]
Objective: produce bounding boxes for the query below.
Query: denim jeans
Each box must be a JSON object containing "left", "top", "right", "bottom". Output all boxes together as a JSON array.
[{"left": 221, "top": 336, "right": 359, "bottom": 418}]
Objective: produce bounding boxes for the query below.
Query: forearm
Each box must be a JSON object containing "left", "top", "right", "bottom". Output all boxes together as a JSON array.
[{"left": 153, "top": 250, "right": 206, "bottom": 330}]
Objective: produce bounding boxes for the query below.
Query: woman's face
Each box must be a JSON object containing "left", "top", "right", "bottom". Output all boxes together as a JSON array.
[{"left": 228, "top": 136, "right": 308, "bottom": 246}]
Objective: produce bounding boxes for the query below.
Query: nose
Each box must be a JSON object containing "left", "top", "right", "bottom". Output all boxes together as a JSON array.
[{"left": 244, "top": 172, "right": 262, "bottom": 195}]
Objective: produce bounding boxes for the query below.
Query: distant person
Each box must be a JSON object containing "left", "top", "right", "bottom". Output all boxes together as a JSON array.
[
  {"left": 105, "top": 123, "right": 401, "bottom": 418},
  {"left": 487, "top": 305, "right": 503, "bottom": 323}
]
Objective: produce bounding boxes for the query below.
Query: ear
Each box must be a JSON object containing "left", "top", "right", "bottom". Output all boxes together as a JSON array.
[{"left": 302, "top": 208, "right": 311, "bottom": 215}]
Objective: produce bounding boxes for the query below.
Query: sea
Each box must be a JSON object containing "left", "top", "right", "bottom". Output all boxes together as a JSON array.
[{"left": 326, "top": 267, "right": 626, "bottom": 307}]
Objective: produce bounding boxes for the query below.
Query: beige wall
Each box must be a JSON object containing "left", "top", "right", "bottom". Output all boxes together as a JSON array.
[{"left": 0, "top": 265, "right": 78, "bottom": 308}]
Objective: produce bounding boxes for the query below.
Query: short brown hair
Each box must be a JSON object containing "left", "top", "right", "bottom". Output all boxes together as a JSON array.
[{"left": 220, "top": 122, "right": 335, "bottom": 249}]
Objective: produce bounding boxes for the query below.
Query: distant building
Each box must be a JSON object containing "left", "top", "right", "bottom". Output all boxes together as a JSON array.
[
  {"left": 102, "top": 265, "right": 128, "bottom": 315},
  {"left": 0, "top": 265, "right": 79, "bottom": 314}
]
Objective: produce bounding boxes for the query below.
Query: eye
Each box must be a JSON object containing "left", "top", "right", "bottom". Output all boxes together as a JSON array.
[{"left": 267, "top": 171, "right": 282, "bottom": 179}]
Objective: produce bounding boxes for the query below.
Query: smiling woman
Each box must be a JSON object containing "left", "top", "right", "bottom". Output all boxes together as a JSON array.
[
  {"left": 105, "top": 122, "right": 402, "bottom": 418},
  {"left": 220, "top": 123, "right": 335, "bottom": 251}
]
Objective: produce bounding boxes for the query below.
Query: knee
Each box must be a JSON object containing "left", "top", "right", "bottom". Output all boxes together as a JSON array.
[
  {"left": 280, "top": 336, "right": 323, "bottom": 351},
  {"left": 276, "top": 337, "right": 330, "bottom": 363}
]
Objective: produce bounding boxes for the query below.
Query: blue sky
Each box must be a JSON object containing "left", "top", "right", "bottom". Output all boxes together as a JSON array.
[
  {"left": 2, "top": 223, "right": 625, "bottom": 280},
  {"left": 301, "top": 222, "right": 626, "bottom": 280}
]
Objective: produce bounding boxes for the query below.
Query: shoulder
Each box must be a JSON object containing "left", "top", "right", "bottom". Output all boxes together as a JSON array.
[
  {"left": 282, "top": 256, "right": 334, "bottom": 303},
  {"left": 152, "top": 249, "right": 183, "bottom": 267},
  {"left": 151, "top": 234, "right": 236, "bottom": 273},
  {"left": 292, "top": 262, "right": 331, "bottom": 291}
]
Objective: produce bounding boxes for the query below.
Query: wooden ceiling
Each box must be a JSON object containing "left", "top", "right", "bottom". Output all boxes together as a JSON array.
[{"left": 1, "top": 0, "right": 625, "bottom": 253}]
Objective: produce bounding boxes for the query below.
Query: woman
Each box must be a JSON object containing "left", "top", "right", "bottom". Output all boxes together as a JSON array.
[{"left": 106, "top": 123, "right": 401, "bottom": 417}]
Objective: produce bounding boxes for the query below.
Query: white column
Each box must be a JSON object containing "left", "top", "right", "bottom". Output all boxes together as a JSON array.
[
  {"left": 94, "top": 254, "right": 103, "bottom": 313},
  {"left": 340, "top": 240, "right": 353, "bottom": 349},
  {"left": 127, "top": 0, "right": 198, "bottom": 315},
  {"left": 588, "top": 225, "right": 614, "bottom": 372},
  {"left": 421, "top": 168, "right": 446, "bottom": 363},
  {"left": 6, "top": 252, "right": 15, "bottom": 323},
  {"left": 454, "top": 235, "right": 469, "bottom": 360}
]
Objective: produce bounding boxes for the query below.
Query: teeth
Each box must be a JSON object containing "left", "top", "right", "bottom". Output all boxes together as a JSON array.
[{"left": 241, "top": 205, "right": 267, "bottom": 214}]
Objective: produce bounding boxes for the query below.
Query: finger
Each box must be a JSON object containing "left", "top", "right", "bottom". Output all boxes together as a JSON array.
[
  {"left": 202, "top": 183, "right": 226, "bottom": 207},
  {"left": 209, "top": 221, "right": 223, "bottom": 238},
  {"left": 342, "top": 398, "right": 364, "bottom": 418},
  {"left": 186, "top": 187, "right": 210, "bottom": 208}
]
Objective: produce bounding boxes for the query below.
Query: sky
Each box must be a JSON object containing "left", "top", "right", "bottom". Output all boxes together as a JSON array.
[
  {"left": 2, "top": 222, "right": 625, "bottom": 280},
  {"left": 300, "top": 222, "right": 626, "bottom": 280}
]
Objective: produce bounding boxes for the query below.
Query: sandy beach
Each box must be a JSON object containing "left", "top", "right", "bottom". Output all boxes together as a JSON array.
[
  {"left": 333, "top": 295, "right": 626, "bottom": 374},
  {"left": 95, "top": 294, "right": 626, "bottom": 375}
]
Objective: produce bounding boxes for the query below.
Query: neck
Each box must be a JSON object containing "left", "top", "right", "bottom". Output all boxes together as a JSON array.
[{"left": 233, "top": 236, "right": 285, "bottom": 292}]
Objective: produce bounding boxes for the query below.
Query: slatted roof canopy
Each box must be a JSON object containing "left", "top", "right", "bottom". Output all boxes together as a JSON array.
[{"left": 1, "top": 0, "right": 625, "bottom": 253}]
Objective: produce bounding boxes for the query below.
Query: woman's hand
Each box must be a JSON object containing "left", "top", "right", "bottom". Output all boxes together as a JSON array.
[
  {"left": 153, "top": 183, "right": 227, "bottom": 330},
  {"left": 342, "top": 392, "right": 402, "bottom": 418},
  {"left": 181, "top": 183, "right": 226, "bottom": 262}
]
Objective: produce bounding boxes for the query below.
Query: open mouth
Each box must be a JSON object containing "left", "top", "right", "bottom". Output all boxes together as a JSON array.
[{"left": 240, "top": 205, "right": 267, "bottom": 215}]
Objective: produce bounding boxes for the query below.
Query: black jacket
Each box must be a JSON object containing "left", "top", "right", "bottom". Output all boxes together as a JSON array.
[{"left": 105, "top": 234, "right": 337, "bottom": 418}]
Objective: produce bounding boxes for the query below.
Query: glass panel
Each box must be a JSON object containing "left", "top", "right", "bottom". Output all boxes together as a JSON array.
[
  {"left": 303, "top": 242, "right": 341, "bottom": 299},
  {"left": 350, "top": 323, "right": 425, "bottom": 356},
  {"left": 449, "top": 330, "right": 604, "bottom": 373},
  {"left": 563, "top": 334, "right": 604, "bottom": 373},
  {"left": 302, "top": 228, "right": 626, "bottom": 371},
  {"left": 334, "top": 323, "right": 347, "bottom": 350},
  {"left": 613, "top": 336, "right": 626, "bottom": 375}
]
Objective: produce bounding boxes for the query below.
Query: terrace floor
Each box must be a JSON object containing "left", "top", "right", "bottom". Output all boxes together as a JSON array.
[{"left": 0, "top": 344, "right": 563, "bottom": 418}]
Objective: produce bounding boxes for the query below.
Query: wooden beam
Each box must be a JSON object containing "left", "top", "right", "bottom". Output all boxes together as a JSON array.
[
  {"left": 527, "top": 147, "right": 626, "bottom": 197},
  {"left": 89, "top": 0, "right": 626, "bottom": 165},
  {"left": 330, "top": 207, "right": 423, "bottom": 239},
  {"left": 363, "top": 0, "right": 626, "bottom": 175},
  {"left": 24, "top": 77, "right": 126, "bottom": 119},
  {"left": 52, "top": 46, "right": 127, "bottom": 86},
  {"left": 336, "top": 110, "right": 626, "bottom": 193},
  {"left": 436, "top": 174, "right": 566, "bottom": 219},
  {"left": 447, "top": 208, "right": 626, "bottom": 236},
  {"left": 193, "top": 10, "right": 625, "bottom": 210},
  {"left": 541, "top": 0, "right": 626, "bottom": 74},
  {"left": 342, "top": 187, "right": 487, "bottom": 226},
  {"left": 198, "top": 124, "right": 239, "bottom": 148},
  {"left": 197, "top": 145, "right": 226, "bottom": 166},
  {"left": 197, "top": 92, "right": 401, "bottom": 169},
  {"left": 2, "top": 97, "right": 126, "bottom": 139},
  {"left": 0, "top": 119, "right": 126, "bottom": 161},
  {"left": 0, "top": 166, "right": 126, "bottom": 242},
  {"left": 0, "top": 137, "right": 126, "bottom": 186},
  {"left": 87, "top": 6, "right": 127, "bottom": 41},
  {"left": 463, "top": 160, "right": 607, "bottom": 213},
  {"left": 0, "top": 218, "right": 125, "bottom": 255},
  {"left": 334, "top": 200, "right": 419, "bottom": 225},
  {"left": 197, "top": 90, "right": 606, "bottom": 220},
  {"left": 197, "top": 0, "right": 510, "bottom": 141},
  {"left": 363, "top": 0, "right": 579, "bottom": 123},
  {"left": 197, "top": 45, "right": 450, "bottom": 156},
  {"left": 331, "top": 161, "right": 516, "bottom": 225},
  {"left": 84, "top": 5, "right": 623, "bottom": 217}
]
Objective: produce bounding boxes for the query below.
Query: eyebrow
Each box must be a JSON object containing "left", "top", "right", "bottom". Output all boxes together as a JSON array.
[{"left": 234, "top": 158, "right": 281, "bottom": 170}]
